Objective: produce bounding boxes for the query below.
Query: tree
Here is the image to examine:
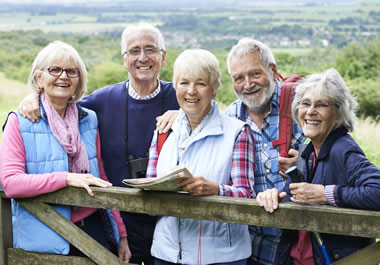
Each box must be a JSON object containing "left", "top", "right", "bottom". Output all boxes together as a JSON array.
[{"left": 350, "top": 78, "right": 380, "bottom": 121}]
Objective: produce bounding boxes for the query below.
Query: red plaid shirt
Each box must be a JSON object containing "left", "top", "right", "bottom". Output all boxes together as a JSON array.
[{"left": 146, "top": 125, "right": 255, "bottom": 198}]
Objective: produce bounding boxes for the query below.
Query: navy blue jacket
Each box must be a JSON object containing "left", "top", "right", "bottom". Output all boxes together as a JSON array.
[{"left": 278, "top": 127, "right": 380, "bottom": 264}]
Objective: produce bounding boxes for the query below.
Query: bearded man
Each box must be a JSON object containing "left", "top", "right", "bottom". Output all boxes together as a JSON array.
[{"left": 224, "top": 38, "right": 306, "bottom": 265}]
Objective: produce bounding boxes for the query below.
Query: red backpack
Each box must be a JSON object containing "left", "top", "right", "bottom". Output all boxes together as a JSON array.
[
  {"left": 271, "top": 73, "right": 303, "bottom": 157},
  {"left": 157, "top": 129, "right": 172, "bottom": 156}
]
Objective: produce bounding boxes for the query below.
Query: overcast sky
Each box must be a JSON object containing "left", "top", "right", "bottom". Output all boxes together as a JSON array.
[{"left": 0, "top": 0, "right": 357, "bottom": 4}]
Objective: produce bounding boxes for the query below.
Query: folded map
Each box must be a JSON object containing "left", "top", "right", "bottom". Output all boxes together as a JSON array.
[{"left": 122, "top": 164, "right": 192, "bottom": 192}]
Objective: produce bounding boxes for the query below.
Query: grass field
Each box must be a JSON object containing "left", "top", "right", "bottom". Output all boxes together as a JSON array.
[
  {"left": 0, "top": 73, "right": 29, "bottom": 140},
  {"left": 352, "top": 118, "right": 380, "bottom": 168},
  {"left": 0, "top": 72, "right": 379, "bottom": 168}
]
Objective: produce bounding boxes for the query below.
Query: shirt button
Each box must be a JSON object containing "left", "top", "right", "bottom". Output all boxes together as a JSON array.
[
  {"left": 333, "top": 253, "right": 340, "bottom": 260},
  {"left": 266, "top": 169, "right": 270, "bottom": 173},
  {"left": 308, "top": 160, "right": 312, "bottom": 164},
  {"left": 264, "top": 143, "right": 267, "bottom": 147}
]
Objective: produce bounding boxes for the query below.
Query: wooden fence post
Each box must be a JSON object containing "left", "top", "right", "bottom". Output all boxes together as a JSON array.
[
  {"left": 0, "top": 196, "right": 12, "bottom": 265},
  {"left": 17, "top": 200, "right": 124, "bottom": 265}
]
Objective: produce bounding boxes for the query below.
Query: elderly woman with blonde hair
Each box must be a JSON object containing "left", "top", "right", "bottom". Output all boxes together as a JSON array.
[
  {"left": 256, "top": 68, "right": 380, "bottom": 264},
  {"left": 0, "top": 40, "right": 131, "bottom": 262},
  {"left": 146, "top": 49, "right": 255, "bottom": 265}
]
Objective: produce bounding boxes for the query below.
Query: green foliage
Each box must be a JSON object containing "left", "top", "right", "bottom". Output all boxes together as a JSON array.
[
  {"left": 336, "top": 40, "right": 380, "bottom": 80},
  {"left": 336, "top": 43, "right": 366, "bottom": 79},
  {"left": 213, "top": 49, "right": 236, "bottom": 105},
  {"left": 334, "top": 40, "right": 380, "bottom": 120},
  {"left": 0, "top": 50, "right": 33, "bottom": 84},
  {"left": 349, "top": 78, "right": 380, "bottom": 121},
  {"left": 87, "top": 61, "right": 127, "bottom": 94},
  {"left": 275, "top": 47, "right": 338, "bottom": 77},
  {"left": 159, "top": 49, "right": 181, "bottom": 84},
  {"left": 1, "top": 30, "right": 380, "bottom": 119}
]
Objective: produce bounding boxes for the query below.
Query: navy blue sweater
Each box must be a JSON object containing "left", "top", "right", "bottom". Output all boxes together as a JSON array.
[{"left": 79, "top": 80, "right": 179, "bottom": 187}]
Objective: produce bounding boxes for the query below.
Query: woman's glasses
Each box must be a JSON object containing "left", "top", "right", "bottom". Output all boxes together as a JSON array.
[
  {"left": 45, "top": 66, "right": 80, "bottom": 78},
  {"left": 300, "top": 100, "right": 338, "bottom": 111}
]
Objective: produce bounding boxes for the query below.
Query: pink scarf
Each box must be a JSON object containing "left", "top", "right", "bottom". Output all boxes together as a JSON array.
[{"left": 41, "top": 93, "right": 90, "bottom": 173}]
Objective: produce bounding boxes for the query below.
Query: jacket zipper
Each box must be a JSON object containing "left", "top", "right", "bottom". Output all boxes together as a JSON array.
[
  {"left": 178, "top": 218, "right": 182, "bottom": 260},
  {"left": 227, "top": 223, "right": 232, "bottom": 246},
  {"left": 179, "top": 241, "right": 182, "bottom": 260}
]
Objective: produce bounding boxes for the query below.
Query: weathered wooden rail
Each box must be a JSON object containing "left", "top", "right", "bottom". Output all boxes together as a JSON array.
[{"left": 1, "top": 186, "right": 380, "bottom": 265}]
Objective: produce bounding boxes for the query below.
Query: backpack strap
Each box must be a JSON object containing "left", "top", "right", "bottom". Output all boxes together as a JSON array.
[
  {"left": 157, "top": 129, "right": 172, "bottom": 156},
  {"left": 272, "top": 74, "right": 303, "bottom": 157}
]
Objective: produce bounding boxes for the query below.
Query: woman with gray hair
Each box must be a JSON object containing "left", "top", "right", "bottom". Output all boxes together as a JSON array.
[
  {"left": 0, "top": 40, "right": 131, "bottom": 261},
  {"left": 146, "top": 49, "right": 255, "bottom": 265},
  {"left": 256, "top": 68, "right": 380, "bottom": 264}
]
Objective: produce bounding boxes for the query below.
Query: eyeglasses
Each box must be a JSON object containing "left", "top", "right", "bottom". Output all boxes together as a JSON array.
[
  {"left": 45, "top": 66, "right": 80, "bottom": 78},
  {"left": 124, "top": 47, "right": 162, "bottom": 58},
  {"left": 300, "top": 100, "right": 338, "bottom": 111}
]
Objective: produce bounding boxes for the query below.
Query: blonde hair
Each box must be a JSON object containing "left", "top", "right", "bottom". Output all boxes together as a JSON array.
[
  {"left": 28, "top": 40, "right": 87, "bottom": 103},
  {"left": 173, "top": 49, "right": 221, "bottom": 93}
]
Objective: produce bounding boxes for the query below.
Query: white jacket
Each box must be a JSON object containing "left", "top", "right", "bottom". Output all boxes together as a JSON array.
[{"left": 151, "top": 101, "right": 252, "bottom": 264}]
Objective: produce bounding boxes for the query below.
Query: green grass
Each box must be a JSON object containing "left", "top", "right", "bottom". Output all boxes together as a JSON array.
[
  {"left": 352, "top": 118, "right": 380, "bottom": 168},
  {"left": 0, "top": 72, "right": 30, "bottom": 141}
]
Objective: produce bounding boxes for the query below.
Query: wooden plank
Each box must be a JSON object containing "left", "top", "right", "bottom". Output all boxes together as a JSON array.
[
  {"left": 16, "top": 200, "right": 124, "bottom": 265},
  {"left": 332, "top": 241, "right": 380, "bottom": 265},
  {"left": 7, "top": 248, "right": 95, "bottom": 265},
  {"left": 11, "top": 187, "right": 380, "bottom": 239},
  {"left": 0, "top": 197, "right": 12, "bottom": 265}
]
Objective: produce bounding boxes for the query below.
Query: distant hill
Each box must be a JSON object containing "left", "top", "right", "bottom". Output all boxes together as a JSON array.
[{"left": 0, "top": 0, "right": 360, "bottom": 8}]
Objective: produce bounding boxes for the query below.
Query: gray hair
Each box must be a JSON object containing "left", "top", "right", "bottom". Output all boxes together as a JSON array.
[
  {"left": 121, "top": 24, "right": 165, "bottom": 55},
  {"left": 227, "top": 38, "right": 276, "bottom": 74},
  {"left": 173, "top": 49, "right": 221, "bottom": 94},
  {"left": 28, "top": 40, "right": 87, "bottom": 103},
  {"left": 292, "top": 68, "right": 359, "bottom": 132}
]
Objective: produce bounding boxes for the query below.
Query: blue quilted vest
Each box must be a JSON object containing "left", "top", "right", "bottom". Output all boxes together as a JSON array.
[{"left": 12, "top": 105, "right": 99, "bottom": 254}]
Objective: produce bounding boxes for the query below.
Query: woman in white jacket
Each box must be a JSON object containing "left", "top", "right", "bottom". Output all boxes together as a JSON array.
[{"left": 146, "top": 49, "right": 255, "bottom": 265}]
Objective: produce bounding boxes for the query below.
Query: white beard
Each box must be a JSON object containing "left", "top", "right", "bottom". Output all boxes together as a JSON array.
[{"left": 238, "top": 78, "right": 275, "bottom": 114}]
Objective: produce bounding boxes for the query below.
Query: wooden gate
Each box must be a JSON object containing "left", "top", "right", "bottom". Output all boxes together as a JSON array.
[{"left": 1, "top": 186, "right": 380, "bottom": 265}]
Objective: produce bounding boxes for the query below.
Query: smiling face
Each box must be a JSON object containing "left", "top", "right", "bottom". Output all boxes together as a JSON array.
[
  {"left": 176, "top": 75, "right": 216, "bottom": 131},
  {"left": 230, "top": 51, "right": 276, "bottom": 114},
  {"left": 123, "top": 31, "right": 166, "bottom": 85},
  {"left": 36, "top": 58, "right": 79, "bottom": 107},
  {"left": 299, "top": 89, "right": 339, "bottom": 151}
]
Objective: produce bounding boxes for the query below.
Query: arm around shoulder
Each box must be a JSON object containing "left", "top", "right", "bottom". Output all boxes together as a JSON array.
[{"left": 17, "top": 93, "right": 40, "bottom": 122}]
